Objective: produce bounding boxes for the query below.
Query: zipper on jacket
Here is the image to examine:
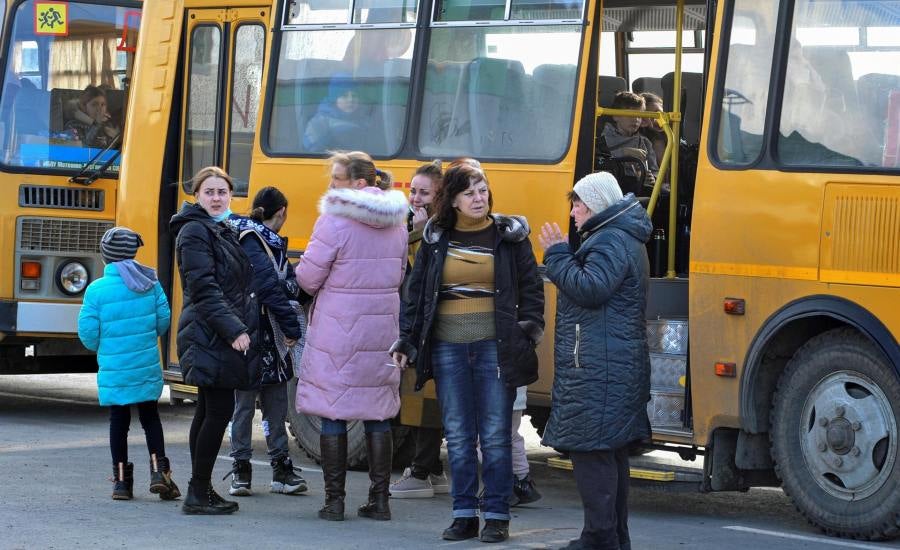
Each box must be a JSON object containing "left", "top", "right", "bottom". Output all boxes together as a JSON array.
[{"left": 574, "top": 323, "right": 581, "bottom": 368}]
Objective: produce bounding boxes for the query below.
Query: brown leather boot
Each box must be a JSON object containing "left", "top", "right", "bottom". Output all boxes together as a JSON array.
[
  {"left": 318, "top": 433, "right": 347, "bottom": 521},
  {"left": 357, "top": 430, "right": 392, "bottom": 521}
]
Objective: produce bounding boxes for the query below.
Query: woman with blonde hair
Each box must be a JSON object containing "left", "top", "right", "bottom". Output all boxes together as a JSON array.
[{"left": 295, "top": 151, "right": 409, "bottom": 522}]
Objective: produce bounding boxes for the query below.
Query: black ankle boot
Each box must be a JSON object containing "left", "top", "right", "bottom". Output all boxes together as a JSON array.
[
  {"left": 112, "top": 462, "right": 134, "bottom": 500},
  {"left": 442, "top": 517, "right": 479, "bottom": 541},
  {"left": 181, "top": 479, "right": 239, "bottom": 515},
  {"left": 318, "top": 434, "right": 347, "bottom": 521},
  {"left": 480, "top": 519, "right": 510, "bottom": 543},
  {"left": 357, "top": 431, "right": 392, "bottom": 521},
  {"left": 149, "top": 455, "right": 181, "bottom": 500}
]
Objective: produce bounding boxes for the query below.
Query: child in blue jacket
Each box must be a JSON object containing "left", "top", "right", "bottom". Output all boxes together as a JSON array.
[{"left": 78, "top": 227, "right": 180, "bottom": 501}]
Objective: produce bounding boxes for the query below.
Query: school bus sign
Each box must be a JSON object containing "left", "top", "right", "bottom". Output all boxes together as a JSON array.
[{"left": 35, "top": 2, "right": 68, "bottom": 36}]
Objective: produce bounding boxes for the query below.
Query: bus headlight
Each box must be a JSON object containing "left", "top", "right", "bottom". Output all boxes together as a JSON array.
[{"left": 56, "top": 261, "right": 89, "bottom": 295}]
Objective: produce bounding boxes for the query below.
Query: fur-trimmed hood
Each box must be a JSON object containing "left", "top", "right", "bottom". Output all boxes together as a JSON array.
[
  {"left": 319, "top": 186, "right": 408, "bottom": 229},
  {"left": 422, "top": 213, "right": 530, "bottom": 244}
]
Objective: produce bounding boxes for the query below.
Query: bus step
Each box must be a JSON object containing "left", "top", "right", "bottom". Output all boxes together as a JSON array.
[{"left": 547, "top": 456, "right": 703, "bottom": 484}]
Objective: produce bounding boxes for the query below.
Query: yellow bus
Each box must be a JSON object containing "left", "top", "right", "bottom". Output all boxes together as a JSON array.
[
  {"left": 0, "top": 0, "right": 140, "bottom": 371},
  {"left": 5, "top": 0, "right": 896, "bottom": 540}
]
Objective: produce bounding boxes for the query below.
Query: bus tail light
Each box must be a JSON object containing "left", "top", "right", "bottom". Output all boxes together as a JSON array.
[{"left": 715, "top": 362, "right": 736, "bottom": 377}]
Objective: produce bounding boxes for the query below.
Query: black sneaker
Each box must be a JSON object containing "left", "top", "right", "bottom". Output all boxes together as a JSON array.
[
  {"left": 441, "top": 517, "right": 479, "bottom": 541},
  {"left": 271, "top": 456, "right": 308, "bottom": 494},
  {"left": 480, "top": 519, "right": 509, "bottom": 543},
  {"left": 228, "top": 459, "right": 252, "bottom": 496},
  {"left": 512, "top": 474, "right": 542, "bottom": 506}
]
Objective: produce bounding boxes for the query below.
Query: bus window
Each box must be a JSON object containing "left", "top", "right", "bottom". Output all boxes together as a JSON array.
[
  {"left": 714, "top": 1, "right": 778, "bottom": 166},
  {"left": 421, "top": 0, "right": 584, "bottom": 160},
  {"left": 269, "top": 0, "right": 417, "bottom": 157},
  {"left": 777, "top": 0, "right": 900, "bottom": 170},
  {"left": 626, "top": 31, "right": 705, "bottom": 90},
  {"left": 227, "top": 24, "right": 265, "bottom": 195},
  {"left": 183, "top": 25, "right": 222, "bottom": 183},
  {"left": 0, "top": 1, "right": 137, "bottom": 172}
]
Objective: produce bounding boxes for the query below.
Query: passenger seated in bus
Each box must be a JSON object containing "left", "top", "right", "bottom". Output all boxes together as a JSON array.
[
  {"left": 64, "top": 85, "right": 120, "bottom": 149},
  {"left": 601, "top": 91, "right": 658, "bottom": 189},
  {"left": 302, "top": 75, "right": 369, "bottom": 152},
  {"left": 639, "top": 92, "right": 667, "bottom": 175}
]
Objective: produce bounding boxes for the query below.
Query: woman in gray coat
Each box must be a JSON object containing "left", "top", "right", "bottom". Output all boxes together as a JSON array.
[{"left": 538, "top": 171, "right": 652, "bottom": 550}]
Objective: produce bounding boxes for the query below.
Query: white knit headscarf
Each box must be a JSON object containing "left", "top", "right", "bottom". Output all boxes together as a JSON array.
[{"left": 572, "top": 172, "right": 623, "bottom": 214}]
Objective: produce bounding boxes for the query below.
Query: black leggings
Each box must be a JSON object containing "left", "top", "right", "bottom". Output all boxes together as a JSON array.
[
  {"left": 188, "top": 387, "right": 235, "bottom": 482},
  {"left": 109, "top": 401, "right": 166, "bottom": 465}
]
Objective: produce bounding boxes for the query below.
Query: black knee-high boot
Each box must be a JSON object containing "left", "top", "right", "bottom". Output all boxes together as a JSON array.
[
  {"left": 357, "top": 431, "right": 392, "bottom": 521},
  {"left": 319, "top": 433, "right": 347, "bottom": 521}
]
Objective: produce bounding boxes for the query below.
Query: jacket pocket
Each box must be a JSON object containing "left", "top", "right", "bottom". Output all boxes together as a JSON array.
[{"left": 574, "top": 323, "right": 582, "bottom": 369}]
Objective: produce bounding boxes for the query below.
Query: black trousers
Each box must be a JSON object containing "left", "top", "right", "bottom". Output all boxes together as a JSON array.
[
  {"left": 410, "top": 426, "right": 443, "bottom": 478},
  {"left": 569, "top": 447, "right": 631, "bottom": 550},
  {"left": 188, "top": 387, "right": 235, "bottom": 482},
  {"left": 109, "top": 401, "right": 166, "bottom": 464}
]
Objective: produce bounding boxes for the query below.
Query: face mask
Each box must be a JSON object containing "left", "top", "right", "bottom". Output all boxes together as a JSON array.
[{"left": 212, "top": 209, "right": 232, "bottom": 222}]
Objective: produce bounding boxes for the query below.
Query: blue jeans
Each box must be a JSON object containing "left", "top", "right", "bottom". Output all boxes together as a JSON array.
[
  {"left": 320, "top": 418, "right": 391, "bottom": 436},
  {"left": 432, "top": 339, "right": 514, "bottom": 521}
]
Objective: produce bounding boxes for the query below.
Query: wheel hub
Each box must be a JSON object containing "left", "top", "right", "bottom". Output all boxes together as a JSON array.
[
  {"left": 800, "top": 371, "right": 896, "bottom": 501},
  {"left": 825, "top": 417, "right": 855, "bottom": 455}
]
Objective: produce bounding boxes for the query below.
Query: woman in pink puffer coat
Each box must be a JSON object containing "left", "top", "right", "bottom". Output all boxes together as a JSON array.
[{"left": 295, "top": 151, "right": 408, "bottom": 523}]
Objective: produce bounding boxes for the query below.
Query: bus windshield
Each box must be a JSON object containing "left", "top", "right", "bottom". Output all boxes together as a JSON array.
[{"left": 0, "top": 1, "right": 139, "bottom": 174}]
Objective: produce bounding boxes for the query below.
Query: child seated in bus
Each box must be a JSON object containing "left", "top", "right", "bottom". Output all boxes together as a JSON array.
[
  {"left": 302, "top": 74, "right": 369, "bottom": 152},
  {"left": 601, "top": 91, "right": 659, "bottom": 191}
]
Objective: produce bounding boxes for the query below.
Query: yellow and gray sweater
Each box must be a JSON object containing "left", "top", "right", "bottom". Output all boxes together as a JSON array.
[{"left": 434, "top": 216, "right": 496, "bottom": 343}]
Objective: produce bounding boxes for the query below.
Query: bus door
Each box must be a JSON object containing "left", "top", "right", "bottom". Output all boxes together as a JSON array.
[{"left": 166, "top": 7, "right": 269, "bottom": 394}]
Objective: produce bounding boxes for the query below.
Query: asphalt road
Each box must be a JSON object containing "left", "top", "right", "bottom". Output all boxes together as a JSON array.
[{"left": 2, "top": 374, "right": 900, "bottom": 550}]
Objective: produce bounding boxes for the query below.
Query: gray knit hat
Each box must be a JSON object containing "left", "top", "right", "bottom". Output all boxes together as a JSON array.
[
  {"left": 100, "top": 226, "right": 143, "bottom": 263},
  {"left": 572, "top": 171, "right": 623, "bottom": 214}
]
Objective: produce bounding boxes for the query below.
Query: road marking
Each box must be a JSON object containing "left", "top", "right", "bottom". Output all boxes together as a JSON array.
[
  {"left": 723, "top": 526, "right": 889, "bottom": 549},
  {"left": 217, "top": 455, "right": 321, "bottom": 473}
]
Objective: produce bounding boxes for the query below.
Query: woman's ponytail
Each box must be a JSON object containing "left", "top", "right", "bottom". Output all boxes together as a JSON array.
[{"left": 374, "top": 168, "right": 393, "bottom": 190}]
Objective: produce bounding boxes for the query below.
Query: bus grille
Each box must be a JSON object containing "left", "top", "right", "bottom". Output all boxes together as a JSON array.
[
  {"left": 17, "top": 218, "right": 114, "bottom": 253},
  {"left": 19, "top": 185, "right": 105, "bottom": 211}
]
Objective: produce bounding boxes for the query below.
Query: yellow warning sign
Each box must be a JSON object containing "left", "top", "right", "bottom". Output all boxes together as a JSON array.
[{"left": 35, "top": 2, "right": 68, "bottom": 36}]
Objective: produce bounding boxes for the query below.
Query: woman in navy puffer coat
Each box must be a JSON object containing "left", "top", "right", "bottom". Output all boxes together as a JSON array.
[{"left": 538, "top": 171, "right": 652, "bottom": 550}]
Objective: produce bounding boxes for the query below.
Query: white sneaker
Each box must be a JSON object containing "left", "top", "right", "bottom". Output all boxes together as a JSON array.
[
  {"left": 429, "top": 472, "right": 449, "bottom": 494},
  {"left": 390, "top": 467, "right": 434, "bottom": 498}
]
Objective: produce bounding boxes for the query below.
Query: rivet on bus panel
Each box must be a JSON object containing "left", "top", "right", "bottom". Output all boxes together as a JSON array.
[
  {"left": 723, "top": 298, "right": 745, "bottom": 315},
  {"left": 715, "top": 362, "right": 736, "bottom": 378}
]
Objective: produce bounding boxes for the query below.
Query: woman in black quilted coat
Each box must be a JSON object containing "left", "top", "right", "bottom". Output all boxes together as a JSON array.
[
  {"left": 169, "top": 166, "right": 259, "bottom": 515},
  {"left": 538, "top": 171, "right": 652, "bottom": 550}
]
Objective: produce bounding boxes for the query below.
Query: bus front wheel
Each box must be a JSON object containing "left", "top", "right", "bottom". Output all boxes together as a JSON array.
[{"left": 770, "top": 328, "right": 900, "bottom": 541}]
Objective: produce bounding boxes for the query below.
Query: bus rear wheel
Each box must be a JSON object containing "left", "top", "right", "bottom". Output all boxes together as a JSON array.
[{"left": 770, "top": 328, "right": 900, "bottom": 540}]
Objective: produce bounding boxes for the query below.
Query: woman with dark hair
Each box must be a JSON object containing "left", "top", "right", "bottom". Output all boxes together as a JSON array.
[
  {"left": 169, "top": 166, "right": 260, "bottom": 515},
  {"left": 391, "top": 160, "right": 450, "bottom": 499},
  {"left": 296, "top": 151, "right": 408, "bottom": 522},
  {"left": 65, "top": 84, "right": 119, "bottom": 148},
  {"left": 391, "top": 162, "right": 544, "bottom": 543},
  {"left": 225, "top": 187, "right": 308, "bottom": 498}
]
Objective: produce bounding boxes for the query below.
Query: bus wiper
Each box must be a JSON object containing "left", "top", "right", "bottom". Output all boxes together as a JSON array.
[{"left": 68, "top": 132, "right": 122, "bottom": 186}]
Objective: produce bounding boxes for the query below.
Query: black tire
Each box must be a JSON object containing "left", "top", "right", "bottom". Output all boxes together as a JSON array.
[
  {"left": 286, "top": 378, "right": 367, "bottom": 469},
  {"left": 770, "top": 328, "right": 900, "bottom": 540}
]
